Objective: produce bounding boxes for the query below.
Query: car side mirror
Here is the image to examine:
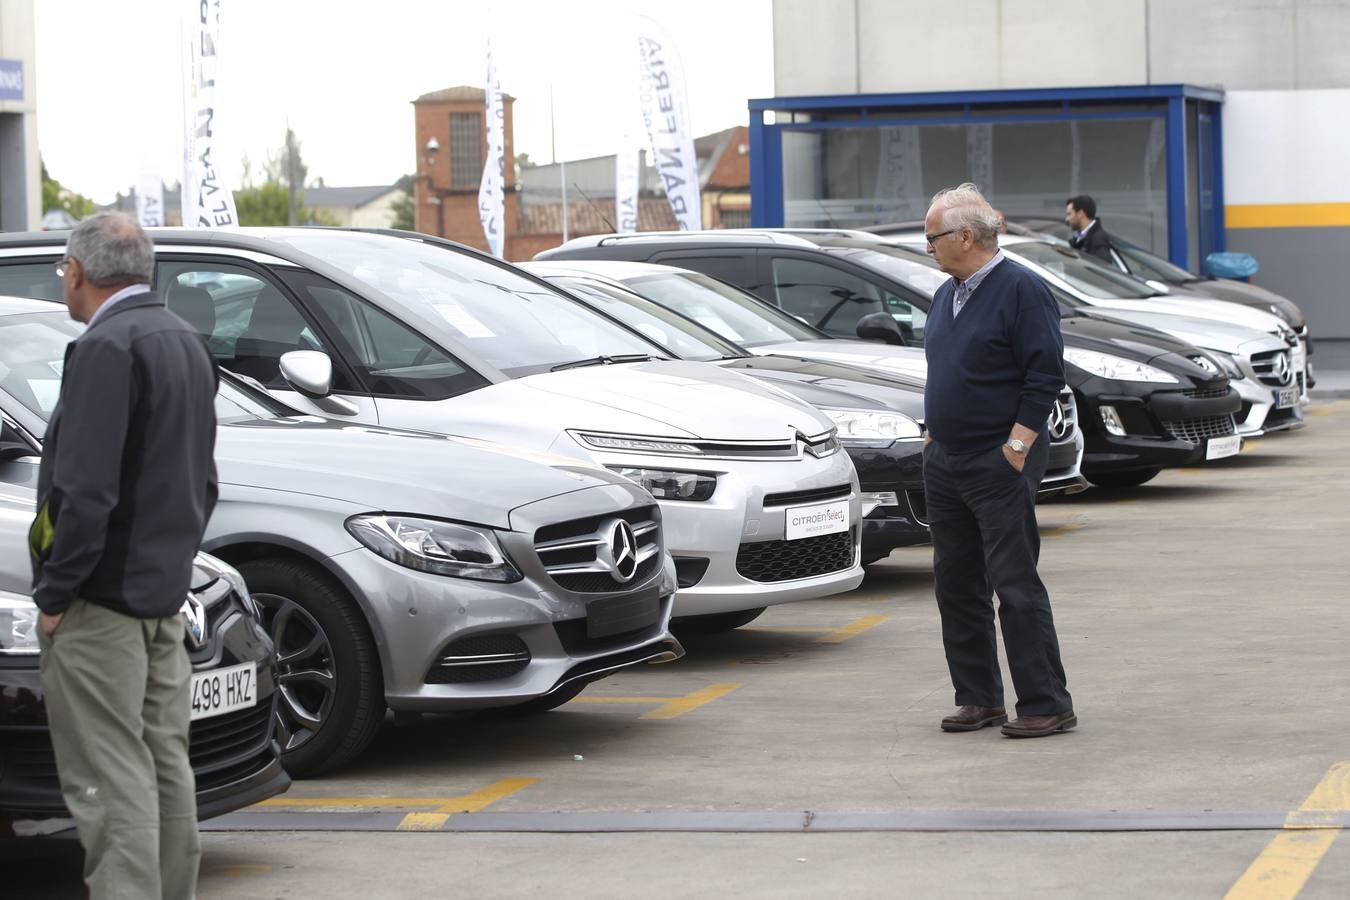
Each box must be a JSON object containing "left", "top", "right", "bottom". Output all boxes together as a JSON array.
[
  {"left": 0, "top": 418, "right": 37, "bottom": 461},
  {"left": 855, "top": 312, "right": 908, "bottom": 346},
  {"left": 279, "top": 350, "right": 335, "bottom": 399}
]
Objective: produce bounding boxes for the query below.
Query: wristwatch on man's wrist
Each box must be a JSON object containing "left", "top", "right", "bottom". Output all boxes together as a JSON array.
[{"left": 1005, "top": 438, "right": 1028, "bottom": 455}]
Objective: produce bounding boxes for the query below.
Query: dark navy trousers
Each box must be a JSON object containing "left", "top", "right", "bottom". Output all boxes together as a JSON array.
[{"left": 922, "top": 435, "right": 1072, "bottom": 717}]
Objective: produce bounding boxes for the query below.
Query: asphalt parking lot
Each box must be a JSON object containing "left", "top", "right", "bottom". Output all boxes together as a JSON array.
[{"left": 11, "top": 402, "right": 1350, "bottom": 899}]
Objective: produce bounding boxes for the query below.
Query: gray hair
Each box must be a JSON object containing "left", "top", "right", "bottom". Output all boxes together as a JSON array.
[
  {"left": 66, "top": 212, "right": 155, "bottom": 288},
  {"left": 930, "top": 182, "right": 1002, "bottom": 249}
]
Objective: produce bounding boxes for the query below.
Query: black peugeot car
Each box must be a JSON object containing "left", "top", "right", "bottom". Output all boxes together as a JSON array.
[
  {"left": 521, "top": 260, "right": 930, "bottom": 565},
  {"left": 538, "top": 230, "right": 1242, "bottom": 488},
  {"left": 0, "top": 503, "right": 289, "bottom": 837}
]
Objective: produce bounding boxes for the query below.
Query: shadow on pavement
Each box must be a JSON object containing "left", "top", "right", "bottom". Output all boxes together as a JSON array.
[{"left": 1054, "top": 483, "right": 1235, "bottom": 503}]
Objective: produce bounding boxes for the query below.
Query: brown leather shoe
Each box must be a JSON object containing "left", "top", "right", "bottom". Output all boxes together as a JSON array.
[
  {"left": 1001, "top": 711, "right": 1077, "bottom": 738},
  {"left": 940, "top": 705, "right": 1008, "bottom": 732}
]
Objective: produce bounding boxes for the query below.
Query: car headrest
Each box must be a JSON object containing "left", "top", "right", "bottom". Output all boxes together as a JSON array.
[{"left": 165, "top": 284, "right": 216, "bottom": 337}]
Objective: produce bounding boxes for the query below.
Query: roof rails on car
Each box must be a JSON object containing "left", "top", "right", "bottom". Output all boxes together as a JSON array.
[{"left": 553, "top": 230, "right": 823, "bottom": 250}]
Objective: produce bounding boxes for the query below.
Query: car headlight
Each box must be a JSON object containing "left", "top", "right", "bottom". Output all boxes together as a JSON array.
[
  {"left": 1063, "top": 348, "right": 1179, "bottom": 384},
  {"left": 822, "top": 408, "right": 922, "bottom": 448},
  {"left": 607, "top": 466, "right": 717, "bottom": 501},
  {"left": 0, "top": 594, "right": 39, "bottom": 655},
  {"left": 345, "top": 515, "right": 522, "bottom": 582}
]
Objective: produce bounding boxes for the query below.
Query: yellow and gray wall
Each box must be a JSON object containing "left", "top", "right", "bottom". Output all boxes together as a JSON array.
[
  {"left": 772, "top": 0, "right": 1350, "bottom": 336},
  {"left": 0, "top": 0, "right": 39, "bottom": 232}
]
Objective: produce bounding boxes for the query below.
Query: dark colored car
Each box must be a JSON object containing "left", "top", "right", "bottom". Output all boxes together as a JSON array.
[
  {"left": 538, "top": 230, "right": 1243, "bottom": 488},
  {"left": 522, "top": 260, "right": 930, "bottom": 565},
  {"left": 0, "top": 539, "right": 289, "bottom": 836}
]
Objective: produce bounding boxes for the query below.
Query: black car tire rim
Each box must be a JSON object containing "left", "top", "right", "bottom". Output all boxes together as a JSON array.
[{"left": 256, "top": 592, "right": 338, "bottom": 753}]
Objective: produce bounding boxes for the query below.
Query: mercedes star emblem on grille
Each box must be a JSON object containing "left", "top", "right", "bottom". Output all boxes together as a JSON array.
[
  {"left": 1271, "top": 351, "right": 1294, "bottom": 386},
  {"left": 1048, "top": 400, "right": 1069, "bottom": 441},
  {"left": 598, "top": 518, "right": 639, "bottom": 583}
]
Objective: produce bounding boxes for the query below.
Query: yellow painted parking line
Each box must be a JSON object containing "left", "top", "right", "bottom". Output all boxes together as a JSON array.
[
  {"left": 641, "top": 683, "right": 742, "bottom": 719},
  {"left": 258, "top": 777, "right": 537, "bottom": 814},
  {"left": 1039, "top": 522, "right": 1084, "bottom": 539},
  {"left": 396, "top": 777, "right": 539, "bottom": 832},
  {"left": 1225, "top": 761, "right": 1349, "bottom": 899},
  {"left": 817, "top": 615, "right": 889, "bottom": 644},
  {"left": 750, "top": 626, "right": 831, "bottom": 634},
  {"left": 571, "top": 695, "right": 679, "bottom": 704}
]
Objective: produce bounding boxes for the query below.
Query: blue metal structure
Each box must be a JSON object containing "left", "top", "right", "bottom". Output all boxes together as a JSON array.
[{"left": 748, "top": 84, "right": 1224, "bottom": 270}]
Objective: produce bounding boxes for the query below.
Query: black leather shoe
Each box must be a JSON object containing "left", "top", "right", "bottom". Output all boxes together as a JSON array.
[
  {"left": 940, "top": 705, "right": 1008, "bottom": 732},
  {"left": 1001, "top": 711, "right": 1077, "bottom": 738}
]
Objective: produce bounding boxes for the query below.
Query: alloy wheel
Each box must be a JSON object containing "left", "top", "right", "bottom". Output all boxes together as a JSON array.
[{"left": 255, "top": 592, "right": 338, "bottom": 753}]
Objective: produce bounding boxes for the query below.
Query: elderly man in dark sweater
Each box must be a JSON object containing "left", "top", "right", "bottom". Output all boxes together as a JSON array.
[{"left": 921, "top": 183, "right": 1076, "bottom": 739}]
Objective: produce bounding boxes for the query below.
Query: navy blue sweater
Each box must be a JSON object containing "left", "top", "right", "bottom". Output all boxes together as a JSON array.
[{"left": 923, "top": 259, "right": 1066, "bottom": 454}]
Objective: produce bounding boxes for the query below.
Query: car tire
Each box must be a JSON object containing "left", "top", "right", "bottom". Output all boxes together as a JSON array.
[
  {"left": 672, "top": 607, "right": 768, "bottom": 635},
  {"left": 240, "top": 558, "right": 384, "bottom": 778},
  {"left": 1086, "top": 468, "right": 1162, "bottom": 489}
]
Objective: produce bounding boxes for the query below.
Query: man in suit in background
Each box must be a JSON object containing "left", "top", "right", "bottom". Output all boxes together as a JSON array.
[
  {"left": 1065, "top": 195, "right": 1116, "bottom": 264},
  {"left": 33, "top": 212, "right": 219, "bottom": 898}
]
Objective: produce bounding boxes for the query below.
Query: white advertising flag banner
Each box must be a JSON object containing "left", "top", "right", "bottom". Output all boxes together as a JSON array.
[
  {"left": 478, "top": 41, "right": 506, "bottom": 258},
  {"left": 615, "top": 75, "right": 642, "bottom": 234},
  {"left": 182, "top": 0, "right": 239, "bottom": 228},
  {"left": 634, "top": 16, "right": 701, "bottom": 230},
  {"left": 134, "top": 174, "right": 165, "bottom": 227}
]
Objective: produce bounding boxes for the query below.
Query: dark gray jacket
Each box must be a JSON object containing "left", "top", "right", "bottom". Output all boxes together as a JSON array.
[{"left": 29, "top": 292, "right": 219, "bottom": 617}]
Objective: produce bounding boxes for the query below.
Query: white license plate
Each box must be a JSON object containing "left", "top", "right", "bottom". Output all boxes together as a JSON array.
[
  {"left": 1206, "top": 435, "right": 1241, "bottom": 460},
  {"left": 1273, "top": 387, "right": 1298, "bottom": 409},
  {"left": 190, "top": 662, "right": 257, "bottom": 722},
  {"left": 785, "top": 499, "right": 850, "bottom": 540}
]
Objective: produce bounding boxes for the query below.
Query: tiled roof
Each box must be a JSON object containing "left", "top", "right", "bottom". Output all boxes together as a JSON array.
[
  {"left": 413, "top": 85, "right": 515, "bottom": 104},
  {"left": 519, "top": 199, "right": 678, "bottom": 235},
  {"left": 303, "top": 184, "right": 400, "bottom": 208}
]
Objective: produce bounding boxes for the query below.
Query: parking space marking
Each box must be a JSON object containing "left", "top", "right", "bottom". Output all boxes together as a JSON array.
[
  {"left": 1039, "top": 522, "right": 1084, "bottom": 539},
  {"left": 750, "top": 614, "right": 889, "bottom": 644},
  {"left": 1225, "top": 761, "right": 1349, "bottom": 899},
  {"left": 256, "top": 777, "right": 537, "bottom": 818},
  {"left": 570, "top": 683, "right": 742, "bottom": 719},
  {"left": 395, "top": 777, "right": 540, "bottom": 832}
]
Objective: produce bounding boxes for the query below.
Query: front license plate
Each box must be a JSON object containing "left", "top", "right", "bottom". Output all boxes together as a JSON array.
[
  {"left": 785, "top": 499, "right": 850, "bottom": 541},
  {"left": 1205, "top": 435, "right": 1241, "bottom": 460},
  {"left": 1273, "top": 387, "right": 1298, "bottom": 409},
  {"left": 189, "top": 662, "right": 257, "bottom": 721}
]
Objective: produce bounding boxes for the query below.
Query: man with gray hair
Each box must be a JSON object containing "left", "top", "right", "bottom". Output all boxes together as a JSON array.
[
  {"left": 31, "top": 212, "right": 218, "bottom": 897},
  {"left": 920, "top": 184, "right": 1076, "bottom": 739}
]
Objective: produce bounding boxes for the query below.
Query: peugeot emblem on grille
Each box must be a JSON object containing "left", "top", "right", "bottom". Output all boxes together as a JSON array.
[
  {"left": 1271, "top": 351, "right": 1294, "bottom": 386},
  {"left": 1190, "top": 354, "right": 1218, "bottom": 375},
  {"left": 598, "top": 519, "right": 639, "bottom": 583},
  {"left": 180, "top": 594, "right": 207, "bottom": 649},
  {"left": 1047, "top": 400, "right": 1069, "bottom": 441}
]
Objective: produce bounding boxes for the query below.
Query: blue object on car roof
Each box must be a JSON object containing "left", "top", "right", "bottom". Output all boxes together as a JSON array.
[{"left": 1205, "top": 252, "right": 1260, "bottom": 280}]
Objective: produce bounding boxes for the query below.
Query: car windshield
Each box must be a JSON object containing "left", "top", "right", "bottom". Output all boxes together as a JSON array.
[
  {"left": 0, "top": 310, "right": 290, "bottom": 437},
  {"left": 551, "top": 277, "right": 745, "bottom": 362},
  {"left": 1008, "top": 242, "right": 1159, "bottom": 299},
  {"left": 877, "top": 243, "right": 1091, "bottom": 315},
  {"left": 624, "top": 272, "right": 824, "bottom": 347},
  {"left": 271, "top": 231, "right": 661, "bottom": 376},
  {"left": 1116, "top": 242, "right": 1200, "bottom": 283},
  {"left": 831, "top": 246, "right": 952, "bottom": 297}
]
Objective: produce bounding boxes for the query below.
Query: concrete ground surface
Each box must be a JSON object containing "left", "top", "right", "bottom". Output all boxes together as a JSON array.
[{"left": 7, "top": 402, "right": 1349, "bottom": 899}]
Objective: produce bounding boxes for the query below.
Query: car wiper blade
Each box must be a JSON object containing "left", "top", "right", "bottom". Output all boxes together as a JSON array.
[{"left": 550, "top": 353, "right": 664, "bottom": 371}]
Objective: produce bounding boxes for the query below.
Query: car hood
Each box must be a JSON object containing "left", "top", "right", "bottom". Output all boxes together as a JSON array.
[
  {"left": 1076, "top": 307, "right": 1289, "bottom": 355},
  {"left": 1060, "top": 314, "right": 1202, "bottom": 363},
  {"left": 752, "top": 340, "right": 930, "bottom": 380},
  {"left": 215, "top": 417, "right": 627, "bottom": 529},
  {"left": 1080, "top": 295, "right": 1285, "bottom": 335},
  {"left": 716, "top": 354, "right": 925, "bottom": 420},
  {"left": 1168, "top": 280, "right": 1305, "bottom": 329}
]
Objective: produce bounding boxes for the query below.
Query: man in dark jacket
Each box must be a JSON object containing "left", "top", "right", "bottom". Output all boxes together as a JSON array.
[
  {"left": 1065, "top": 194, "right": 1116, "bottom": 264},
  {"left": 30, "top": 212, "right": 218, "bottom": 898},
  {"left": 922, "top": 184, "right": 1076, "bottom": 739}
]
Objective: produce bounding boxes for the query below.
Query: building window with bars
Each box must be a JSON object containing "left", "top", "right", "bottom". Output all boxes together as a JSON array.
[{"left": 450, "top": 112, "right": 483, "bottom": 189}]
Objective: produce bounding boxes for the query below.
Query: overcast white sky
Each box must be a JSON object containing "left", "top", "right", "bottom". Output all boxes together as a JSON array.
[{"left": 34, "top": 0, "right": 774, "bottom": 203}]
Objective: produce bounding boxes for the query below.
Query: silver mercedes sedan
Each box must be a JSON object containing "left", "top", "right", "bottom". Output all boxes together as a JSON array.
[{"left": 0, "top": 297, "right": 682, "bottom": 777}]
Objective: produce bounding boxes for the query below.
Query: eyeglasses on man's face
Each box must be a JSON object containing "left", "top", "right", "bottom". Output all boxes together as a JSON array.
[
  {"left": 53, "top": 257, "right": 73, "bottom": 277},
  {"left": 924, "top": 229, "right": 957, "bottom": 247}
]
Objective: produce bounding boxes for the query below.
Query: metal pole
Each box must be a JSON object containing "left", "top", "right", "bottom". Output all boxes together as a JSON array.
[{"left": 561, "top": 160, "right": 569, "bottom": 242}]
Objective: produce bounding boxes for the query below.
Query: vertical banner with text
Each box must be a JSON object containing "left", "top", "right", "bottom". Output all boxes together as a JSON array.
[
  {"left": 134, "top": 175, "right": 165, "bottom": 227},
  {"left": 615, "top": 70, "right": 642, "bottom": 233},
  {"left": 478, "top": 40, "right": 506, "bottom": 258},
  {"left": 182, "top": 0, "right": 238, "bottom": 228},
  {"left": 634, "top": 16, "right": 701, "bottom": 231}
]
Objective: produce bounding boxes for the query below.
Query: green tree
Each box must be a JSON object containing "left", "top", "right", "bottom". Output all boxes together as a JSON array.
[
  {"left": 41, "top": 161, "right": 97, "bottom": 220},
  {"left": 233, "top": 132, "right": 337, "bottom": 226},
  {"left": 389, "top": 175, "right": 415, "bottom": 231}
]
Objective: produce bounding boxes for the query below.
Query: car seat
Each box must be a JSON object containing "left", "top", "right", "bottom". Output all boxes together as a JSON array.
[{"left": 229, "top": 287, "right": 309, "bottom": 385}]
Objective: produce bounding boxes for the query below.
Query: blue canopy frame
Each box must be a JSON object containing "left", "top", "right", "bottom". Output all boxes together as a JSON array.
[{"left": 748, "top": 84, "right": 1225, "bottom": 269}]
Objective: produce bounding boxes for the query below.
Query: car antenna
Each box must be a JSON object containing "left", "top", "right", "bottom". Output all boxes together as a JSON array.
[{"left": 572, "top": 183, "right": 617, "bottom": 233}]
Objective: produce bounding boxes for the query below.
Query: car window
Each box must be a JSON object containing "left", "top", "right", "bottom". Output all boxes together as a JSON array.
[
  {"left": 625, "top": 271, "right": 823, "bottom": 347},
  {"left": 277, "top": 269, "right": 488, "bottom": 400},
  {"left": 1117, "top": 242, "right": 1199, "bottom": 283},
  {"left": 771, "top": 257, "right": 908, "bottom": 339},
  {"left": 0, "top": 313, "right": 81, "bottom": 421},
  {"left": 1009, "top": 243, "right": 1157, "bottom": 299},
  {"left": 649, "top": 254, "right": 769, "bottom": 298},
  {"left": 0, "top": 261, "right": 64, "bottom": 303},
  {"left": 156, "top": 261, "right": 356, "bottom": 391},
  {"left": 553, "top": 277, "right": 739, "bottom": 362},
  {"left": 270, "top": 231, "right": 659, "bottom": 377}
]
